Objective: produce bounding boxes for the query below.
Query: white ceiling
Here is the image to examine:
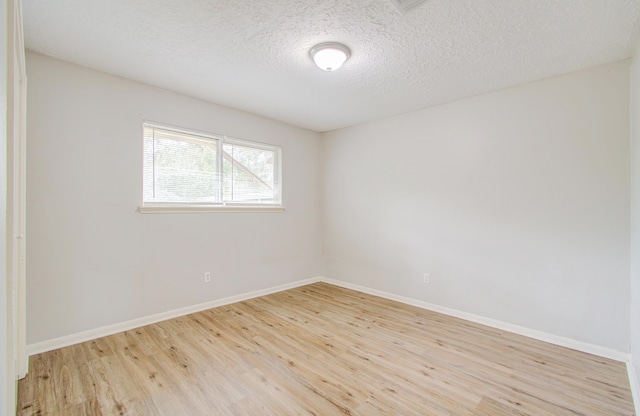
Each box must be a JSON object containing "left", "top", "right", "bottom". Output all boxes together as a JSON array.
[{"left": 23, "top": 0, "right": 640, "bottom": 132}]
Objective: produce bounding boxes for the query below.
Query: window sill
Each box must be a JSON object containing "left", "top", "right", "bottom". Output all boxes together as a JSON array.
[{"left": 138, "top": 205, "right": 286, "bottom": 214}]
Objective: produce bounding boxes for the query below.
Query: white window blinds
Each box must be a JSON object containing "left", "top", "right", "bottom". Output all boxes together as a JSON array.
[
  {"left": 223, "top": 141, "right": 278, "bottom": 203},
  {"left": 143, "top": 123, "right": 281, "bottom": 206}
]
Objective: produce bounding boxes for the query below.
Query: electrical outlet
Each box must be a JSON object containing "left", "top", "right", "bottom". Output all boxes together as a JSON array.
[
  {"left": 204, "top": 272, "right": 211, "bottom": 283},
  {"left": 423, "top": 273, "right": 430, "bottom": 284}
]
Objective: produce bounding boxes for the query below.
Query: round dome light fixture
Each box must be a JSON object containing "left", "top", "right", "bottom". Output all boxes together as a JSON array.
[{"left": 310, "top": 42, "right": 351, "bottom": 71}]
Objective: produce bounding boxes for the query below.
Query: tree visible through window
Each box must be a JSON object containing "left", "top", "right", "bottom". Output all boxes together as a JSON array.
[{"left": 143, "top": 123, "right": 281, "bottom": 206}]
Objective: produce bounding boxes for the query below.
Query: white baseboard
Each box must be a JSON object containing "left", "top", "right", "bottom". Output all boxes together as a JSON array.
[
  {"left": 25, "top": 275, "right": 638, "bottom": 414},
  {"left": 628, "top": 359, "right": 640, "bottom": 415},
  {"left": 28, "top": 275, "right": 629, "bottom": 366},
  {"left": 318, "top": 277, "right": 630, "bottom": 363},
  {"left": 27, "top": 277, "right": 322, "bottom": 356}
]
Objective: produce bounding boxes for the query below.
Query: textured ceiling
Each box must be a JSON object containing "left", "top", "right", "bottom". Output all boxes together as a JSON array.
[{"left": 23, "top": 0, "right": 640, "bottom": 132}]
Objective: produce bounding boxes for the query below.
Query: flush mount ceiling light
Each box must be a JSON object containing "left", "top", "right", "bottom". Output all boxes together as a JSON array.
[{"left": 310, "top": 42, "right": 351, "bottom": 71}]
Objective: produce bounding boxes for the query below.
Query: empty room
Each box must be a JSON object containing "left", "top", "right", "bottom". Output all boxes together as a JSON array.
[{"left": 3, "top": 0, "right": 640, "bottom": 414}]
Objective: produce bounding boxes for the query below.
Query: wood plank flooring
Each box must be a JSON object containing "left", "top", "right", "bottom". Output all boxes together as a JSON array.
[{"left": 17, "top": 283, "right": 635, "bottom": 415}]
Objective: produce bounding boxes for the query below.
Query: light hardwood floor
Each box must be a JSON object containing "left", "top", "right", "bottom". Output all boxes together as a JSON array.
[{"left": 18, "top": 283, "right": 635, "bottom": 415}]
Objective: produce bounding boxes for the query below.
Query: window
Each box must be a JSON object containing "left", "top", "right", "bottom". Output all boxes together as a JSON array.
[{"left": 142, "top": 123, "right": 282, "bottom": 211}]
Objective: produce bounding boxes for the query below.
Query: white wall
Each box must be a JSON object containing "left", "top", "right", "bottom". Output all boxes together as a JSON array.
[
  {"left": 630, "top": 41, "right": 640, "bottom": 391},
  {"left": 25, "top": 49, "right": 634, "bottom": 357},
  {"left": 25, "top": 52, "right": 323, "bottom": 345},
  {"left": 323, "top": 61, "right": 631, "bottom": 351},
  {"left": 0, "top": 0, "right": 8, "bottom": 412}
]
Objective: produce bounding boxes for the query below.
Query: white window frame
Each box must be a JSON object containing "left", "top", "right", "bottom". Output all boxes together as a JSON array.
[{"left": 139, "top": 122, "right": 284, "bottom": 213}]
